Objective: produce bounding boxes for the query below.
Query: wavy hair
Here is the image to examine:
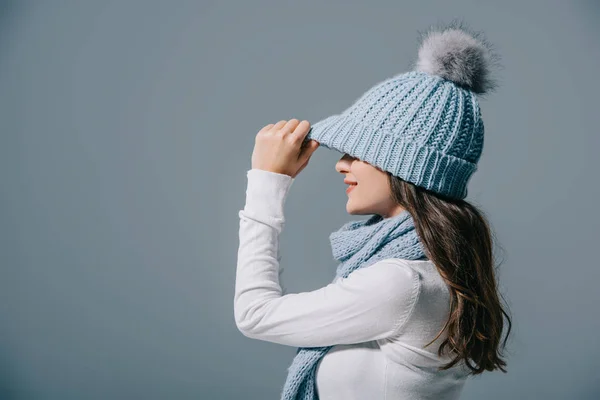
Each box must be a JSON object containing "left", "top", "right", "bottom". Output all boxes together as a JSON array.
[{"left": 387, "top": 172, "right": 512, "bottom": 375}]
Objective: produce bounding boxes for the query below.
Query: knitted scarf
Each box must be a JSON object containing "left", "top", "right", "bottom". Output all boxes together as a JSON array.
[{"left": 280, "top": 209, "right": 427, "bottom": 399}]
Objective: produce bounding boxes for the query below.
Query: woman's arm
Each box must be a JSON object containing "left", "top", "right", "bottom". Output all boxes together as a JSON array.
[{"left": 234, "top": 168, "right": 421, "bottom": 347}]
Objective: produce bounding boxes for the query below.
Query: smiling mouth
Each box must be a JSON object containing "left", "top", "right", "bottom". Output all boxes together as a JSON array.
[{"left": 346, "top": 184, "right": 357, "bottom": 194}]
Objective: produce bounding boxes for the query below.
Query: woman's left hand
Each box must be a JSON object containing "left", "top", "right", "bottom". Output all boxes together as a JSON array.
[{"left": 251, "top": 119, "right": 320, "bottom": 178}]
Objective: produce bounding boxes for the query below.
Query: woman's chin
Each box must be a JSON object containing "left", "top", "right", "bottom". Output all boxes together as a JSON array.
[{"left": 346, "top": 202, "right": 366, "bottom": 215}]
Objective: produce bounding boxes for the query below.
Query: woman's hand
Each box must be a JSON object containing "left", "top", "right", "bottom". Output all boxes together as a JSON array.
[{"left": 251, "top": 119, "right": 320, "bottom": 178}]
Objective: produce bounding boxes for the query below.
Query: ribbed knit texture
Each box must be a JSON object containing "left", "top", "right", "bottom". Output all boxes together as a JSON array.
[
  {"left": 280, "top": 210, "right": 427, "bottom": 399},
  {"left": 306, "top": 70, "right": 485, "bottom": 200}
]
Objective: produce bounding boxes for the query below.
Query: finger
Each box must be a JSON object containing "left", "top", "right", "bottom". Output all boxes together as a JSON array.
[
  {"left": 282, "top": 119, "right": 301, "bottom": 134},
  {"left": 259, "top": 124, "right": 274, "bottom": 134},
  {"left": 299, "top": 139, "right": 319, "bottom": 161},
  {"left": 291, "top": 120, "right": 311, "bottom": 141},
  {"left": 270, "top": 120, "right": 287, "bottom": 133},
  {"left": 309, "top": 140, "right": 320, "bottom": 155},
  {"left": 296, "top": 156, "right": 310, "bottom": 176},
  {"left": 300, "top": 137, "right": 318, "bottom": 150}
]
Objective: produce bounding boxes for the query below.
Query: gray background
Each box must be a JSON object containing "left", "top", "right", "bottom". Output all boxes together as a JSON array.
[{"left": 1, "top": 0, "right": 599, "bottom": 399}]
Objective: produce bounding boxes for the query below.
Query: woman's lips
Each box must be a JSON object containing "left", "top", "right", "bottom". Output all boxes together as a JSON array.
[{"left": 346, "top": 184, "right": 357, "bottom": 194}]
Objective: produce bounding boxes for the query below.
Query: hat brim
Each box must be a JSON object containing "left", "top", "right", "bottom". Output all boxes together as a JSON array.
[
  {"left": 305, "top": 113, "right": 368, "bottom": 157},
  {"left": 305, "top": 113, "right": 476, "bottom": 200}
]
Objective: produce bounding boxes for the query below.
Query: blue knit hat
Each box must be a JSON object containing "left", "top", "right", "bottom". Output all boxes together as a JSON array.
[{"left": 306, "top": 21, "right": 500, "bottom": 200}]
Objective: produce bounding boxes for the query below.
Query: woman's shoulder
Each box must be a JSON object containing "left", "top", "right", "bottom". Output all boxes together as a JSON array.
[
  {"left": 375, "top": 258, "right": 453, "bottom": 336},
  {"left": 374, "top": 257, "right": 436, "bottom": 274},
  {"left": 376, "top": 257, "right": 433, "bottom": 266},
  {"left": 339, "top": 258, "right": 440, "bottom": 290},
  {"left": 374, "top": 257, "right": 448, "bottom": 293}
]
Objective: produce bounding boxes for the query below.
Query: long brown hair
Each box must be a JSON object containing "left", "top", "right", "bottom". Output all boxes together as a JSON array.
[{"left": 387, "top": 172, "right": 512, "bottom": 375}]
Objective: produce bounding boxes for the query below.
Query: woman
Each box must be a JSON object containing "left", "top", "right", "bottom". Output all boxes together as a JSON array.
[{"left": 235, "top": 20, "right": 512, "bottom": 400}]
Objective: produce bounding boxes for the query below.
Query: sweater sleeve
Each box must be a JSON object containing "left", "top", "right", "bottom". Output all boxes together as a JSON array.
[{"left": 234, "top": 168, "right": 422, "bottom": 347}]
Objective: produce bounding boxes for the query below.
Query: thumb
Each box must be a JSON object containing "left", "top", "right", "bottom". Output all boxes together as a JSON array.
[
  {"left": 301, "top": 140, "right": 319, "bottom": 158},
  {"left": 308, "top": 139, "right": 321, "bottom": 155}
]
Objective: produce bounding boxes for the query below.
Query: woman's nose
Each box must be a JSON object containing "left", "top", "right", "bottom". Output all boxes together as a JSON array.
[{"left": 335, "top": 153, "right": 354, "bottom": 173}]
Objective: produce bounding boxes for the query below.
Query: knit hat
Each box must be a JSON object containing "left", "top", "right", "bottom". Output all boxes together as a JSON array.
[{"left": 305, "top": 21, "right": 501, "bottom": 200}]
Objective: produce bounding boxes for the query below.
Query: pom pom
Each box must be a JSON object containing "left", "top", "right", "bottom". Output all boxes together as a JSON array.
[{"left": 414, "top": 19, "right": 501, "bottom": 95}]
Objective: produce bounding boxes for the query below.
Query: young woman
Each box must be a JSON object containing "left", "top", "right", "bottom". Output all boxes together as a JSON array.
[{"left": 235, "top": 20, "right": 512, "bottom": 400}]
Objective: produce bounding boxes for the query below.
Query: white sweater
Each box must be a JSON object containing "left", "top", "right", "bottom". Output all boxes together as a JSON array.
[{"left": 235, "top": 168, "right": 471, "bottom": 399}]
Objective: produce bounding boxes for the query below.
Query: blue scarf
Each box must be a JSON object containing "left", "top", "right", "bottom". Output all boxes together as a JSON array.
[{"left": 280, "top": 209, "right": 427, "bottom": 399}]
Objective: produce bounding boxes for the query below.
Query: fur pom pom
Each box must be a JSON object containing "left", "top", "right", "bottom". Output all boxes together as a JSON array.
[{"left": 414, "top": 19, "right": 501, "bottom": 95}]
